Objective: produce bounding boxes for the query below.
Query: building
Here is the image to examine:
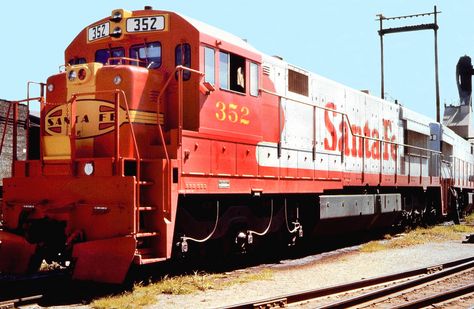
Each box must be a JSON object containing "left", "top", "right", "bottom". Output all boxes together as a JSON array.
[{"left": 0, "top": 99, "right": 39, "bottom": 190}]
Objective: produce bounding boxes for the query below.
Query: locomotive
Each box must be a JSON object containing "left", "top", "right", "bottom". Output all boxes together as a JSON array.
[{"left": 0, "top": 7, "right": 472, "bottom": 284}]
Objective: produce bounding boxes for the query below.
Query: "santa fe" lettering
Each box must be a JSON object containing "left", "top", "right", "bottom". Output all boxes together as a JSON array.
[{"left": 323, "top": 102, "right": 397, "bottom": 161}]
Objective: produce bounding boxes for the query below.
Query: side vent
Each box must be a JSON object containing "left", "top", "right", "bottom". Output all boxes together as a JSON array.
[
  {"left": 288, "top": 69, "right": 309, "bottom": 96},
  {"left": 262, "top": 65, "right": 271, "bottom": 76}
]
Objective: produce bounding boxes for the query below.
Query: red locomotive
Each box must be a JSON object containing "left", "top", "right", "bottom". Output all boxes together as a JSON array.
[{"left": 1, "top": 7, "right": 472, "bottom": 283}]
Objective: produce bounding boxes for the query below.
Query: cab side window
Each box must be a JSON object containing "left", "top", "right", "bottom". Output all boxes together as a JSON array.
[
  {"left": 249, "top": 62, "right": 259, "bottom": 97},
  {"left": 220, "top": 51, "right": 245, "bottom": 93},
  {"left": 204, "top": 47, "right": 215, "bottom": 85},
  {"left": 175, "top": 43, "right": 191, "bottom": 81}
]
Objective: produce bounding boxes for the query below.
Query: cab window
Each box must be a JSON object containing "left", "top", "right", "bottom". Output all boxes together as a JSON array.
[
  {"left": 68, "top": 57, "right": 86, "bottom": 65},
  {"left": 220, "top": 51, "right": 245, "bottom": 93},
  {"left": 130, "top": 41, "right": 162, "bottom": 69},
  {"left": 204, "top": 47, "right": 215, "bottom": 85},
  {"left": 175, "top": 43, "right": 191, "bottom": 81},
  {"left": 249, "top": 62, "right": 259, "bottom": 96},
  {"left": 95, "top": 47, "right": 124, "bottom": 65}
]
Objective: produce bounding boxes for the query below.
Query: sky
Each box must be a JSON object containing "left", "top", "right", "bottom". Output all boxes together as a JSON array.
[{"left": 1, "top": 1, "right": 473, "bottom": 120}]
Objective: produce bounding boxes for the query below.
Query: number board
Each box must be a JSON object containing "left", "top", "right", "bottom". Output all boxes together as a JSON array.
[
  {"left": 126, "top": 16, "right": 166, "bottom": 33},
  {"left": 88, "top": 22, "right": 110, "bottom": 42}
]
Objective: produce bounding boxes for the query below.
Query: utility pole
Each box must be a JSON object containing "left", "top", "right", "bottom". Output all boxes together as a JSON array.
[{"left": 377, "top": 6, "right": 441, "bottom": 122}]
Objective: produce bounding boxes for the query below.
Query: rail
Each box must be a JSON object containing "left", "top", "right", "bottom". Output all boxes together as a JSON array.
[
  {"left": 221, "top": 256, "right": 474, "bottom": 309},
  {"left": 323, "top": 259, "right": 474, "bottom": 308},
  {"left": 260, "top": 87, "right": 443, "bottom": 183},
  {"left": 398, "top": 282, "right": 474, "bottom": 308},
  {"left": 0, "top": 295, "right": 43, "bottom": 308}
]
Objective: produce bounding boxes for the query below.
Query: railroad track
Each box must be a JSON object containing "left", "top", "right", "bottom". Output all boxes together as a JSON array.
[
  {"left": 0, "top": 270, "right": 69, "bottom": 307},
  {"left": 0, "top": 295, "right": 43, "bottom": 309},
  {"left": 220, "top": 256, "right": 474, "bottom": 309},
  {"left": 0, "top": 268, "right": 128, "bottom": 307}
]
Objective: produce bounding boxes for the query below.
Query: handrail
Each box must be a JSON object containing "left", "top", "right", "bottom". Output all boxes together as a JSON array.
[
  {"left": 27, "top": 81, "right": 45, "bottom": 160},
  {"left": 67, "top": 89, "right": 142, "bottom": 232},
  {"left": 153, "top": 65, "right": 205, "bottom": 219},
  {"left": 6, "top": 93, "right": 43, "bottom": 172},
  {"left": 155, "top": 65, "right": 205, "bottom": 163},
  {"left": 68, "top": 89, "right": 141, "bottom": 174},
  {"left": 14, "top": 97, "right": 43, "bottom": 104},
  {"left": 106, "top": 57, "right": 146, "bottom": 66},
  {"left": 156, "top": 65, "right": 205, "bottom": 103},
  {"left": 0, "top": 102, "right": 12, "bottom": 157},
  {"left": 260, "top": 87, "right": 442, "bottom": 155},
  {"left": 156, "top": 65, "right": 205, "bottom": 104}
]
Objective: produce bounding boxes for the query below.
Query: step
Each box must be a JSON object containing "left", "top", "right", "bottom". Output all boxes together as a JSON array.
[
  {"left": 139, "top": 206, "right": 157, "bottom": 211},
  {"left": 136, "top": 247, "right": 153, "bottom": 256},
  {"left": 138, "top": 180, "right": 154, "bottom": 186},
  {"left": 134, "top": 255, "right": 167, "bottom": 265},
  {"left": 133, "top": 248, "right": 167, "bottom": 265},
  {"left": 136, "top": 231, "right": 159, "bottom": 238}
]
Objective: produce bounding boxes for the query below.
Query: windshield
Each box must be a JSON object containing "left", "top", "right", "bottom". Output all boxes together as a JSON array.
[
  {"left": 130, "top": 41, "right": 162, "bottom": 69},
  {"left": 95, "top": 47, "right": 125, "bottom": 65}
]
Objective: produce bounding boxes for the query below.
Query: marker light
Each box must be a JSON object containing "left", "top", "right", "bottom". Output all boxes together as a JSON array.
[
  {"left": 68, "top": 70, "right": 77, "bottom": 81},
  {"left": 111, "top": 27, "right": 122, "bottom": 38},
  {"left": 111, "top": 11, "right": 122, "bottom": 22},
  {"left": 84, "top": 162, "right": 94, "bottom": 176}
]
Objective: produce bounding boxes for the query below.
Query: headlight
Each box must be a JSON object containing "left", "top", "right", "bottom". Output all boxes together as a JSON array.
[
  {"left": 47, "top": 84, "right": 54, "bottom": 92},
  {"left": 111, "top": 11, "right": 122, "bottom": 22},
  {"left": 113, "top": 75, "right": 122, "bottom": 85},
  {"left": 111, "top": 26, "right": 122, "bottom": 38},
  {"left": 84, "top": 162, "right": 94, "bottom": 176},
  {"left": 68, "top": 70, "right": 77, "bottom": 81}
]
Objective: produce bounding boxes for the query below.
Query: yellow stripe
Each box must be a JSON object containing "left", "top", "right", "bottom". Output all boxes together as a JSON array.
[{"left": 127, "top": 111, "right": 164, "bottom": 125}]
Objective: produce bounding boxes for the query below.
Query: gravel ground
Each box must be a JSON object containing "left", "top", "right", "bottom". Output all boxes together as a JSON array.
[
  {"left": 150, "top": 240, "right": 474, "bottom": 309},
  {"left": 24, "top": 238, "right": 473, "bottom": 309}
]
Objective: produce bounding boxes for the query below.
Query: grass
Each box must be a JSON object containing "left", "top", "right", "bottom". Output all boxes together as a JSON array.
[
  {"left": 90, "top": 269, "right": 273, "bottom": 309},
  {"left": 360, "top": 223, "right": 474, "bottom": 253}
]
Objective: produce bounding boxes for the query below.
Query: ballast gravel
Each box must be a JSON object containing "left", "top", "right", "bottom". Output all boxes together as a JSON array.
[{"left": 151, "top": 240, "right": 474, "bottom": 309}]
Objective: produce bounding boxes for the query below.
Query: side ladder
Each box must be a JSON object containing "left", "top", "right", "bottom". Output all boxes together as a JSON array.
[{"left": 132, "top": 158, "right": 169, "bottom": 264}]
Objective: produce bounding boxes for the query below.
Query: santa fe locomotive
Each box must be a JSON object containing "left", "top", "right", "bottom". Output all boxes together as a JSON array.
[{"left": 1, "top": 7, "right": 473, "bottom": 283}]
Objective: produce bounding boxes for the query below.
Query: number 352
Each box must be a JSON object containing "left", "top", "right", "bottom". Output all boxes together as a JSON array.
[{"left": 215, "top": 101, "right": 250, "bottom": 125}]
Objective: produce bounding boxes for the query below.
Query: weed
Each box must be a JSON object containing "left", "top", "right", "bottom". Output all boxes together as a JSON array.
[
  {"left": 360, "top": 224, "right": 474, "bottom": 252},
  {"left": 90, "top": 269, "right": 273, "bottom": 309}
]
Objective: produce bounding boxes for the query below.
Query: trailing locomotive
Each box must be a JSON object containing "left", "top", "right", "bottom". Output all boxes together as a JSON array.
[{"left": 1, "top": 7, "right": 472, "bottom": 284}]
